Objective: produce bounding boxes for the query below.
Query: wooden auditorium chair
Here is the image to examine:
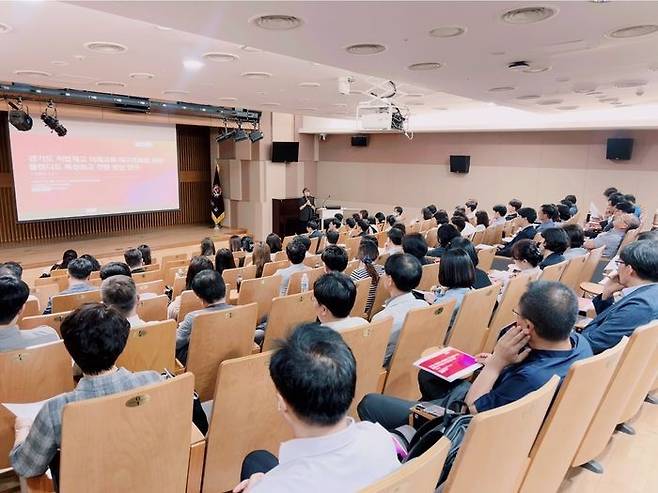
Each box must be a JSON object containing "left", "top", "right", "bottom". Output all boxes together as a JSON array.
[
  {"left": 446, "top": 284, "right": 501, "bottom": 356},
  {"left": 34, "top": 283, "right": 61, "bottom": 310},
  {"left": 116, "top": 320, "right": 178, "bottom": 373},
  {"left": 261, "top": 259, "right": 290, "bottom": 277},
  {"left": 368, "top": 280, "right": 390, "bottom": 320},
  {"left": 222, "top": 265, "right": 258, "bottom": 290},
  {"left": 286, "top": 266, "right": 324, "bottom": 295},
  {"left": 261, "top": 292, "right": 317, "bottom": 351},
  {"left": 476, "top": 246, "right": 496, "bottom": 272},
  {"left": 136, "top": 294, "right": 169, "bottom": 323},
  {"left": 50, "top": 289, "right": 101, "bottom": 314},
  {"left": 163, "top": 262, "right": 188, "bottom": 287},
  {"left": 471, "top": 229, "right": 486, "bottom": 246},
  {"left": 132, "top": 270, "right": 166, "bottom": 284},
  {"left": 135, "top": 279, "right": 165, "bottom": 296},
  {"left": 576, "top": 246, "right": 605, "bottom": 297},
  {"left": 350, "top": 278, "right": 372, "bottom": 318},
  {"left": 537, "top": 260, "right": 568, "bottom": 283},
  {"left": 237, "top": 275, "right": 282, "bottom": 321},
  {"left": 302, "top": 253, "right": 322, "bottom": 268},
  {"left": 417, "top": 262, "right": 440, "bottom": 291},
  {"left": 177, "top": 290, "right": 204, "bottom": 321},
  {"left": 19, "top": 311, "right": 71, "bottom": 337},
  {"left": 19, "top": 298, "right": 40, "bottom": 319},
  {"left": 557, "top": 255, "right": 587, "bottom": 291},
  {"left": 425, "top": 227, "right": 439, "bottom": 248}
]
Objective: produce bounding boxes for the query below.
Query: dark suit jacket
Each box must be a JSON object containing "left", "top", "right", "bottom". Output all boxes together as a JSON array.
[
  {"left": 539, "top": 252, "right": 565, "bottom": 270},
  {"left": 498, "top": 225, "right": 537, "bottom": 257},
  {"left": 298, "top": 197, "right": 315, "bottom": 222},
  {"left": 582, "top": 284, "right": 658, "bottom": 354},
  {"left": 427, "top": 246, "right": 446, "bottom": 258}
]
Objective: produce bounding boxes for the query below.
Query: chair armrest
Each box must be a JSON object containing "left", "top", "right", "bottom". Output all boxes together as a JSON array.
[
  {"left": 376, "top": 369, "right": 388, "bottom": 394},
  {"left": 187, "top": 424, "right": 206, "bottom": 493},
  {"left": 421, "top": 346, "right": 441, "bottom": 358},
  {"left": 580, "top": 282, "right": 604, "bottom": 297},
  {"left": 251, "top": 342, "right": 261, "bottom": 354},
  {"left": 20, "top": 475, "right": 54, "bottom": 493},
  {"left": 174, "top": 359, "right": 186, "bottom": 375}
]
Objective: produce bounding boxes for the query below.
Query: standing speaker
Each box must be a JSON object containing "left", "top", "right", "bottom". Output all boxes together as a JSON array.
[
  {"left": 351, "top": 135, "right": 369, "bottom": 147},
  {"left": 450, "top": 155, "right": 470, "bottom": 174}
]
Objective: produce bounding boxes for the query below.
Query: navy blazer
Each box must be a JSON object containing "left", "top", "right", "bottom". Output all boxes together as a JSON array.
[
  {"left": 498, "top": 225, "right": 537, "bottom": 257},
  {"left": 539, "top": 252, "right": 566, "bottom": 270},
  {"left": 582, "top": 283, "right": 658, "bottom": 354}
]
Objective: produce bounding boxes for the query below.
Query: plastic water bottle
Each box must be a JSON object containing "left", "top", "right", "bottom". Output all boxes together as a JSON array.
[
  {"left": 236, "top": 275, "right": 243, "bottom": 293},
  {"left": 300, "top": 273, "right": 309, "bottom": 292}
]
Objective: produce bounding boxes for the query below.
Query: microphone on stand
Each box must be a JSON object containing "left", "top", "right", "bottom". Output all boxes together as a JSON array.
[{"left": 321, "top": 194, "right": 331, "bottom": 208}]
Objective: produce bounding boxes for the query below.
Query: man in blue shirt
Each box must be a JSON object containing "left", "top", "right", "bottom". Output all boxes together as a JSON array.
[
  {"left": 358, "top": 281, "right": 592, "bottom": 427},
  {"left": 43, "top": 257, "right": 95, "bottom": 315}
]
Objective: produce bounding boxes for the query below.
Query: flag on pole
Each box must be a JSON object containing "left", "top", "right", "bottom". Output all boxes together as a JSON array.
[{"left": 211, "top": 166, "right": 225, "bottom": 226}]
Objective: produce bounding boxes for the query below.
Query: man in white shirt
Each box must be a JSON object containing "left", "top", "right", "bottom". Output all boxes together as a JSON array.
[
  {"left": 465, "top": 199, "right": 478, "bottom": 222},
  {"left": 234, "top": 323, "right": 399, "bottom": 493},
  {"left": 275, "top": 240, "right": 311, "bottom": 296},
  {"left": 372, "top": 254, "right": 428, "bottom": 366},
  {"left": 384, "top": 227, "right": 404, "bottom": 255},
  {"left": 452, "top": 215, "right": 477, "bottom": 238},
  {"left": 314, "top": 273, "right": 367, "bottom": 331},
  {"left": 100, "top": 275, "right": 145, "bottom": 328},
  {"left": 491, "top": 204, "right": 507, "bottom": 227},
  {"left": 320, "top": 245, "right": 348, "bottom": 274}
]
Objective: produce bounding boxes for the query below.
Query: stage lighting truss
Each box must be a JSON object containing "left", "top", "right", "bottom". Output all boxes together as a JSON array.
[{"left": 41, "top": 100, "right": 67, "bottom": 137}]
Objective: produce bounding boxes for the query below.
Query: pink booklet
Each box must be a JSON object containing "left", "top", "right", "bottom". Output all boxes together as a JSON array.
[{"left": 414, "top": 347, "right": 482, "bottom": 382}]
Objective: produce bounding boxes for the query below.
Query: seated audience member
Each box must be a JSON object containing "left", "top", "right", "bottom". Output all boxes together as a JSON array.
[
  {"left": 275, "top": 240, "right": 310, "bottom": 297},
  {"left": 384, "top": 227, "right": 404, "bottom": 254},
  {"left": 325, "top": 229, "right": 340, "bottom": 247},
  {"left": 465, "top": 199, "right": 478, "bottom": 222},
  {"left": 80, "top": 254, "right": 101, "bottom": 272},
  {"left": 0, "top": 276, "right": 59, "bottom": 352},
  {"left": 350, "top": 238, "right": 385, "bottom": 314},
  {"left": 137, "top": 244, "right": 152, "bottom": 265},
  {"left": 505, "top": 199, "right": 522, "bottom": 220},
  {"left": 229, "top": 235, "right": 242, "bottom": 253},
  {"left": 451, "top": 215, "right": 475, "bottom": 238},
  {"left": 603, "top": 186, "right": 618, "bottom": 199},
  {"left": 313, "top": 273, "right": 367, "bottom": 330},
  {"left": 10, "top": 304, "right": 161, "bottom": 478},
  {"left": 359, "top": 281, "right": 591, "bottom": 427},
  {"left": 624, "top": 193, "right": 641, "bottom": 217},
  {"left": 448, "top": 237, "right": 492, "bottom": 289},
  {"left": 241, "top": 236, "right": 255, "bottom": 254},
  {"left": 562, "top": 224, "right": 588, "bottom": 259},
  {"left": 345, "top": 217, "right": 358, "bottom": 237},
  {"left": 359, "top": 209, "right": 369, "bottom": 220},
  {"left": 374, "top": 212, "right": 386, "bottom": 227},
  {"left": 201, "top": 237, "right": 216, "bottom": 257},
  {"left": 334, "top": 213, "right": 344, "bottom": 224},
  {"left": 433, "top": 209, "right": 450, "bottom": 226},
  {"left": 536, "top": 204, "right": 559, "bottom": 234},
  {"left": 168, "top": 256, "right": 214, "bottom": 320},
  {"left": 0, "top": 262, "right": 38, "bottom": 305},
  {"left": 43, "top": 258, "right": 95, "bottom": 315},
  {"left": 124, "top": 248, "right": 145, "bottom": 273},
  {"left": 306, "top": 220, "right": 322, "bottom": 239},
  {"left": 564, "top": 194, "right": 578, "bottom": 216},
  {"left": 427, "top": 224, "right": 460, "bottom": 258},
  {"left": 582, "top": 240, "right": 658, "bottom": 354},
  {"left": 538, "top": 228, "right": 569, "bottom": 269},
  {"left": 321, "top": 245, "right": 348, "bottom": 273},
  {"left": 50, "top": 249, "right": 77, "bottom": 272},
  {"left": 393, "top": 205, "right": 406, "bottom": 224},
  {"left": 490, "top": 240, "right": 542, "bottom": 292},
  {"left": 356, "top": 219, "right": 373, "bottom": 237},
  {"left": 421, "top": 207, "right": 433, "bottom": 221},
  {"left": 589, "top": 193, "right": 626, "bottom": 234},
  {"left": 101, "top": 275, "right": 144, "bottom": 328},
  {"left": 294, "top": 235, "right": 314, "bottom": 257},
  {"left": 427, "top": 204, "right": 438, "bottom": 215},
  {"left": 215, "top": 248, "right": 237, "bottom": 276},
  {"left": 585, "top": 213, "right": 639, "bottom": 258},
  {"left": 100, "top": 261, "right": 132, "bottom": 280},
  {"left": 556, "top": 203, "right": 572, "bottom": 222},
  {"left": 176, "top": 270, "right": 230, "bottom": 363},
  {"left": 392, "top": 222, "right": 406, "bottom": 234},
  {"left": 266, "top": 233, "right": 283, "bottom": 254},
  {"left": 384, "top": 214, "right": 397, "bottom": 231},
  {"left": 235, "top": 324, "right": 399, "bottom": 493},
  {"left": 474, "top": 210, "right": 489, "bottom": 232},
  {"left": 371, "top": 254, "right": 427, "bottom": 366},
  {"left": 402, "top": 233, "right": 432, "bottom": 265},
  {"left": 498, "top": 207, "right": 537, "bottom": 257},
  {"left": 491, "top": 204, "right": 508, "bottom": 227},
  {"left": 251, "top": 242, "right": 272, "bottom": 278}
]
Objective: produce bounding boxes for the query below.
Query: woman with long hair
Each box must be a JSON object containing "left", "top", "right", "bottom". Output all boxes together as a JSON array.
[
  {"left": 251, "top": 242, "right": 272, "bottom": 278},
  {"left": 349, "top": 237, "right": 384, "bottom": 315},
  {"left": 214, "top": 248, "right": 236, "bottom": 276},
  {"left": 167, "top": 256, "right": 214, "bottom": 320},
  {"left": 200, "top": 237, "right": 216, "bottom": 257}
]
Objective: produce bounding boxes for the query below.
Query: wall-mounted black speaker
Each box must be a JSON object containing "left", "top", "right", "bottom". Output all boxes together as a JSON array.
[
  {"left": 450, "top": 155, "right": 470, "bottom": 174},
  {"left": 606, "top": 138, "right": 633, "bottom": 161},
  {"left": 351, "top": 135, "right": 369, "bottom": 147}
]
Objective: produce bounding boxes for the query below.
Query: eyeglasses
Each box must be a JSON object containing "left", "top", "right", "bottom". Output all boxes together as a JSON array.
[
  {"left": 614, "top": 259, "right": 626, "bottom": 268},
  {"left": 512, "top": 308, "right": 521, "bottom": 317}
]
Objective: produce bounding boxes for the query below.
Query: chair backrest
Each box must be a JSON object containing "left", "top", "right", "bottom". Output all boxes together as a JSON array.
[
  {"left": 425, "top": 227, "right": 439, "bottom": 248},
  {"left": 272, "top": 250, "right": 288, "bottom": 262},
  {"left": 161, "top": 253, "right": 188, "bottom": 267},
  {"left": 237, "top": 275, "right": 283, "bottom": 320},
  {"left": 476, "top": 247, "right": 496, "bottom": 272},
  {"left": 558, "top": 255, "right": 587, "bottom": 291},
  {"left": 376, "top": 230, "right": 388, "bottom": 248},
  {"left": 132, "top": 270, "right": 165, "bottom": 284},
  {"left": 143, "top": 263, "right": 161, "bottom": 272},
  {"left": 287, "top": 267, "right": 324, "bottom": 295},
  {"left": 341, "top": 318, "right": 393, "bottom": 417},
  {"left": 262, "top": 259, "right": 290, "bottom": 277},
  {"left": 358, "top": 437, "right": 451, "bottom": 493},
  {"left": 344, "top": 259, "right": 360, "bottom": 276},
  {"left": 136, "top": 279, "right": 165, "bottom": 296},
  {"left": 177, "top": 290, "right": 204, "bottom": 321},
  {"left": 0, "top": 341, "right": 74, "bottom": 469},
  {"left": 19, "top": 311, "right": 71, "bottom": 337},
  {"left": 447, "top": 284, "right": 501, "bottom": 355},
  {"left": 282, "top": 235, "right": 296, "bottom": 249},
  {"left": 471, "top": 229, "right": 486, "bottom": 246},
  {"left": 50, "top": 268, "right": 68, "bottom": 278},
  {"left": 59, "top": 374, "right": 194, "bottom": 493},
  {"left": 309, "top": 236, "right": 321, "bottom": 255},
  {"left": 538, "top": 260, "right": 568, "bottom": 282},
  {"left": 576, "top": 246, "right": 605, "bottom": 295},
  {"left": 618, "top": 226, "right": 640, "bottom": 252},
  {"left": 20, "top": 297, "right": 40, "bottom": 319},
  {"left": 222, "top": 265, "right": 258, "bottom": 289},
  {"left": 572, "top": 320, "right": 658, "bottom": 467},
  {"left": 408, "top": 222, "right": 420, "bottom": 234},
  {"left": 303, "top": 254, "right": 322, "bottom": 268},
  {"left": 35, "top": 276, "right": 66, "bottom": 292},
  {"left": 51, "top": 289, "right": 101, "bottom": 314},
  {"left": 484, "top": 273, "right": 533, "bottom": 353},
  {"left": 116, "top": 320, "right": 177, "bottom": 373},
  {"left": 384, "top": 300, "right": 456, "bottom": 400},
  {"left": 262, "top": 292, "right": 317, "bottom": 351},
  {"left": 203, "top": 352, "right": 293, "bottom": 493},
  {"left": 34, "top": 282, "right": 63, "bottom": 308},
  {"left": 443, "top": 376, "right": 560, "bottom": 493},
  {"left": 162, "top": 261, "right": 188, "bottom": 286},
  {"left": 368, "top": 278, "right": 389, "bottom": 319},
  {"left": 345, "top": 236, "right": 362, "bottom": 256},
  {"left": 172, "top": 274, "right": 186, "bottom": 298},
  {"left": 350, "top": 278, "right": 372, "bottom": 318},
  {"left": 418, "top": 262, "right": 440, "bottom": 291},
  {"left": 375, "top": 252, "right": 391, "bottom": 267},
  {"left": 186, "top": 303, "right": 259, "bottom": 401},
  {"left": 519, "top": 339, "right": 628, "bottom": 493},
  {"left": 137, "top": 294, "right": 169, "bottom": 323},
  {"left": 482, "top": 225, "right": 498, "bottom": 245}
]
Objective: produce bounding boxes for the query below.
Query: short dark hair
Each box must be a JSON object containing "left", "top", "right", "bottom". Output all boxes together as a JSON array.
[
  {"left": 638, "top": 230, "right": 658, "bottom": 242},
  {"left": 465, "top": 199, "right": 478, "bottom": 211},
  {"left": 439, "top": 248, "right": 475, "bottom": 288},
  {"left": 123, "top": 248, "right": 143, "bottom": 269},
  {"left": 509, "top": 199, "right": 522, "bottom": 211},
  {"left": 518, "top": 207, "right": 538, "bottom": 223},
  {"left": 80, "top": 254, "right": 101, "bottom": 272},
  {"left": 608, "top": 193, "right": 624, "bottom": 206},
  {"left": 421, "top": 207, "right": 433, "bottom": 220},
  {"left": 266, "top": 233, "right": 283, "bottom": 254},
  {"left": 137, "top": 244, "right": 152, "bottom": 265},
  {"left": 313, "top": 273, "right": 356, "bottom": 318},
  {"left": 359, "top": 209, "right": 369, "bottom": 219},
  {"left": 615, "top": 201, "right": 635, "bottom": 214},
  {"left": 334, "top": 213, "right": 344, "bottom": 222},
  {"left": 511, "top": 239, "right": 543, "bottom": 267},
  {"left": 394, "top": 206, "right": 403, "bottom": 215},
  {"left": 68, "top": 258, "right": 93, "bottom": 280},
  {"left": 392, "top": 223, "right": 406, "bottom": 234},
  {"left": 564, "top": 194, "right": 577, "bottom": 205},
  {"left": 402, "top": 233, "right": 428, "bottom": 260},
  {"left": 623, "top": 194, "right": 636, "bottom": 204},
  {"left": 434, "top": 210, "right": 449, "bottom": 225},
  {"left": 101, "top": 275, "right": 137, "bottom": 317},
  {"left": 100, "top": 262, "right": 132, "bottom": 280},
  {"left": 241, "top": 236, "right": 254, "bottom": 253},
  {"left": 519, "top": 281, "right": 577, "bottom": 342},
  {"left": 321, "top": 245, "right": 348, "bottom": 272},
  {"left": 450, "top": 216, "right": 466, "bottom": 232},
  {"left": 0, "top": 261, "right": 23, "bottom": 280},
  {"left": 603, "top": 187, "right": 618, "bottom": 198},
  {"left": 384, "top": 253, "right": 422, "bottom": 292},
  {"left": 61, "top": 304, "right": 130, "bottom": 374},
  {"left": 556, "top": 204, "right": 571, "bottom": 221},
  {"left": 186, "top": 256, "right": 215, "bottom": 291},
  {"left": 191, "top": 269, "right": 226, "bottom": 303},
  {"left": 287, "top": 240, "right": 307, "bottom": 265},
  {"left": 437, "top": 224, "right": 461, "bottom": 248},
  {"left": 427, "top": 204, "right": 437, "bottom": 215},
  {"left": 475, "top": 210, "right": 489, "bottom": 227},
  {"left": 493, "top": 204, "right": 507, "bottom": 217},
  {"left": 374, "top": 212, "right": 386, "bottom": 223},
  {"left": 357, "top": 219, "right": 370, "bottom": 233},
  {"left": 540, "top": 204, "right": 559, "bottom": 221},
  {"left": 387, "top": 227, "right": 403, "bottom": 246},
  {"left": 386, "top": 215, "right": 396, "bottom": 227},
  {"left": 541, "top": 228, "right": 569, "bottom": 254},
  {"left": 200, "top": 237, "right": 216, "bottom": 256},
  {"left": 326, "top": 230, "right": 339, "bottom": 245},
  {"left": 307, "top": 220, "right": 318, "bottom": 231},
  {"left": 59, "top": 249, "right": 78, "bottom": 269},
  {"left": 448, "top": 237, "right": 479, "bottom": 267},
  {"left": 562, "top": 224, "right": 585, "bottom": 248},
  {"left": 0, "top": 275, "right": 29, "bottom": 324},
  {"left": 270, "top": 323, "right": 356, "bottom": 426},
  {"left": 215, "top": 248, "right": 236, "bottom": 276},
  {"left": 620, "top": 240, "right": 658, "bottom": 282}
]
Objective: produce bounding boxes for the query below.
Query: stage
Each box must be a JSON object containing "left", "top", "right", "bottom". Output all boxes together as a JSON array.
[{"left": 1, "top": 224, "right": 247, "bottom": 285}]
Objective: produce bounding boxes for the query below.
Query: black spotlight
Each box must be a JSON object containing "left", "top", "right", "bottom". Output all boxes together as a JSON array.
[
  {"left": 216, "top": 127, "right": 235, "bottom": 142},
  {"left": 7, "top": 100, "right": 33, "bottom": 131},
  {"left": 233, "top": 123, "right": 248, "bottom": 142},
  {"left": 249, "top": 125, "right": 264, "bottom": 143},
  {"left": 41, "top": 101, "right": 66, "bottom": 137}
]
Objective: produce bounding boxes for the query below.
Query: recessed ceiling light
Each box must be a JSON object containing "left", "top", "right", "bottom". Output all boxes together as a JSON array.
[
  {"left": 256, "top": 91, "right": 267, "bottom": 95},
  {"left": 96, "top": 81, "right": 126, "bottom": 88},
  {"left": 523, "top": 65, "right": 551, "bottom": 73},
  {"left": 84, "top": 41, "right": 128, "bottom": 54},
  {"left": 556, "top": 76, "right": 571, "bottom": 82},
  {"left": 241, "top": 71, "right": 272, "bottom": 79},
  {"left": 155, "top": 25, "right": 172, "bottom": 31},
  {"left": 183, "top": 59, "right": 204, "bottom": 71},
  {"left": 429, "top": 26, "right": 466, "bottom": 38},
  {"left": 345, "top": 43, "right": 386, "bottom": 55},
  {"left": 408, "top": 62, "right": 443, "bottom": 71},
  {"left": 129, "top": 72, "right": 155, "bottom": 80},
  {"left": 240, "top": 45, "right": 262, "bottom": 53},
  {"left": 251, "top": 14, "right": 303, "bottom": 30},
  {"left": 573, "top": 84, "right": 597, "bottom": 93},
  {"left": 406, "top": 102, "right": 424, "bottom": 106},
  {"left": 586, "top": 91, "right": 604, "bottom": 95},
  {"left": 0, "top": 22, "right": 11, "bottom": 34},
  {"left": 433, "top": 107, "right": 449, "bottom": 111},
  {"left": 405, "top": 93, "right": 424, "bottom": 98},
  {"left": 502, "top": 6, "right": 557, "bottom": 24},
  {"left": 218, "top": 97, "right": 238, "bottom": 102},
  {"left": 608, "top": 25, "right": 658, "bottom": 38},
  {"left": 490, "top": 51, "right": 507, "bottom": 56},
  {"left": 516, "top": 94, "right": 541, "bottom": 100},
  {"left": 260, "top": 102, "right": 281, "bottom": 107},
  {"left": 615, "top": 104, "right": 632, "bottom": 108},
  {"left": 51, "top": 60, "right": 68, "bottom": 66},
  {"left": 611, "top": 101, "right": 624, "bottom": 105},
  {"left": 74, "top": 55, "right": 86, "bottom": 61},
  {"left": 299, "top": 82, "right": 321, "bottom": 88},
  {"left": 333, "top": 103, "right": 348, "bottom": 107},
  {"left": 203, "top": 52, "right": 239, "bottom": 63},
  {"left": 557, "top": 105, "right": 579, "bottom": 110},
  {"left": 14, "top": 70, "right": 51, "bottom": 78},
  {"left": 599, "top": 97, "right": 619, "bottom": 102},
  {"left": 537, "top": 98, "right": 563, "bottom": 105},
  {"left": 488, "top": 86, "right": 516, "bottom": 92},
  {"left": 614, "top": 79, "right": 647, "bottom": 88},
  {"left": 296, "top": 107, "right": 318, "bottom": 111},
  {"left": 163, "top": 89, "right": 190, "bottom": 96}
]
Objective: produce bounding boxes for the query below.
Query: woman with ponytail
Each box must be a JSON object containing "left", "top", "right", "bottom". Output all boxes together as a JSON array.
[{"left": 349, "top": 237, "right": 385, "bottom": 314}]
